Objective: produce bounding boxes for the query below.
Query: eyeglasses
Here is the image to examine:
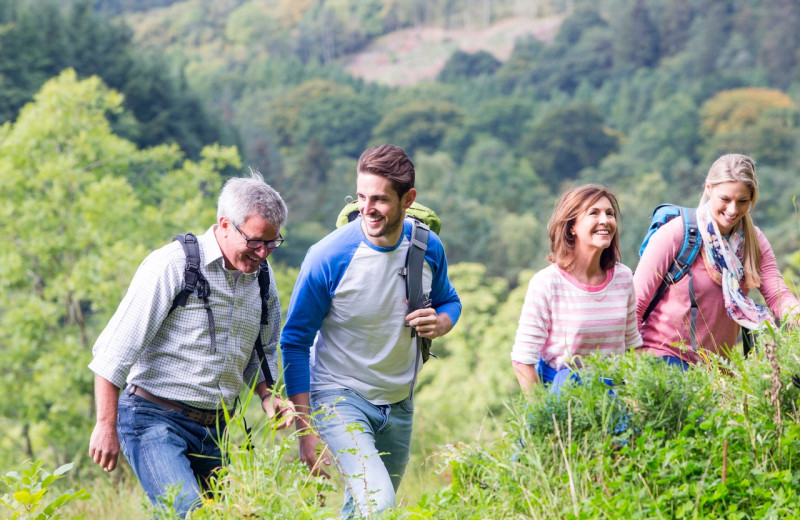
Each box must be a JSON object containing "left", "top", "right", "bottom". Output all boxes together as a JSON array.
[{"left": 233, "top": 223, "right": 284, "bottom": 250}]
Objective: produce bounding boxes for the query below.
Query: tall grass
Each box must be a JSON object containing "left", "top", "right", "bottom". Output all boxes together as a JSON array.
[
  {"left": 406, "top": 325, "right": 800, "bottom": 519},
  {"left": 17, "top": 325, "right": 800, "bottom": 518}
]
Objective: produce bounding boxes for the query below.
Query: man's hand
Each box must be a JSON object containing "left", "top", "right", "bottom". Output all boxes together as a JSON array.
[
  {"left": 298, "top": 431, "right": 331, "bottom": 478},
  {"left": 90, "top": 375, "right": 121, "bottom": 472},
  {"left": 406, "top": 308, "right": 452, "bottom": 339},
  {"left": 89, "top": 422, "right": 119, "bottom": 472},
  {"left": 261, "top": 394, "right": 296, "bottom": 429}
]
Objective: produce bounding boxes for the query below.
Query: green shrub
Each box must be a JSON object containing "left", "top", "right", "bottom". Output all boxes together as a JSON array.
[
  {"left": 417, "top": 325, "right": 800, "bottom": 519},
  {"left": 0, "top": 460, "right": 89, "bottom": 519}
]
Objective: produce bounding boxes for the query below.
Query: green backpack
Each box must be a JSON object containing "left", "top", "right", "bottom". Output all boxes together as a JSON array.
[
  {"left": 336, "top": 200, "right": 441, "bottom": 363},
  {"left": 335, "top": 201, "right": 441, "bottom": 234}
]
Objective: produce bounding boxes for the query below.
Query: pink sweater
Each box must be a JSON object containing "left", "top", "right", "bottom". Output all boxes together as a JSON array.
[
  {"left": 633, "top": 218, "right": 799, "bottom": 363},
  {"left": 512, "top": 264, "right": 642, "bottom": 370}
]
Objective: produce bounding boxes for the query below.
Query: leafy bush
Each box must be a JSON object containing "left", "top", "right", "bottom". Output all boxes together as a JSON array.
[
  {"left": 0, "top": 460, "right": 89, "bottom": 519},
  {"left": 412, "top": 325, "right": 800, "bottom": 519}
]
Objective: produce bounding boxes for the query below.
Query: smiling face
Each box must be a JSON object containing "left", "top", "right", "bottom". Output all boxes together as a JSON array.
[
  {"left": 705, "top": 181, "right": 752, "bottom": 235},
  {"left": 217, "top": 214, "right": 280, "bottom": 273},
  {"left": 356, "top": 172, "right": 416, "bottom": 247},
  {"left": 571, "top": 196, "right": 616, "bottom": 254}
]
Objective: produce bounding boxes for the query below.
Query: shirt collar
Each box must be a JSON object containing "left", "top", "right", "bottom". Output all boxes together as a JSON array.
[{"left": 201, "top": 225, "right": 260, "bottom": 279}]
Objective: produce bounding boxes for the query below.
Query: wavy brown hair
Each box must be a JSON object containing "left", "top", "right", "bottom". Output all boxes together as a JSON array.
[
  {"left": 547, "top": 184, "right": 622, "bottom": 272},
  {"left": 357, "top": 144, "right": 415, "bottom": 197}
]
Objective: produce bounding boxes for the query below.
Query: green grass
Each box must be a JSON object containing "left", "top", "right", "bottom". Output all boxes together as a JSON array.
[{"left": 10, "top": 324, "right": 800, "bottom": 519}]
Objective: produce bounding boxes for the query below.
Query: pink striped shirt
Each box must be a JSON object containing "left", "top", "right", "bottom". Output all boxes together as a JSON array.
[{"left": 512, "top": 263, "right": 642, "bottom": 370}]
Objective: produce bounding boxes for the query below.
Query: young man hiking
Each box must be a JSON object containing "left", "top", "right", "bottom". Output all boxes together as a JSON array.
[{"left": 281, "top": 144, "right": 462, "bottom": 517}]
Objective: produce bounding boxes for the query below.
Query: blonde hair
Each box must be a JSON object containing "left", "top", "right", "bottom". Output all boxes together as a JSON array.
[
  {"left": 700, "top": 154, "right": 761, "bottom": 287},
  {"left": 547, "top": 184, "right": 621, "bottom": 272}
]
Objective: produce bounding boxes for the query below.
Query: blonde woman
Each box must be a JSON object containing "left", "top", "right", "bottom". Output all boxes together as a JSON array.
[{"left": 634, "top": 154, "right": 799, "bottom": 368}]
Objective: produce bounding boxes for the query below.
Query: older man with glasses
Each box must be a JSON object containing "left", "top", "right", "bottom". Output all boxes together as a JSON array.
[{"left": 88, "top": 170, "right": 295, "bottom": 518}]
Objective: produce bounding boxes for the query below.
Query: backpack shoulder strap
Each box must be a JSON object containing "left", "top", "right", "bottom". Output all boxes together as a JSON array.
[
  {"left": 670, "top": 207, "right": 700, "bottom": 283},
  {"left": 169, "top": 233, "right": 204, "bottom": 314},
  {"left": 170, "top": 233, "right": 217, "bottom": 354},
  {"left": 641, "top": 208, "right": 701, "bottom": 351},
  {"left": 404, "top": 217, "right": 430, "bottom": 314},
  {"left": 401, "top": 218, "right": 436, "bottom": 365},
  {"left": 257, "top": 260, "right": 271, "bottom": 325},
  {"left": 253, "top": 260, "right": 275, "bottom": 388}
]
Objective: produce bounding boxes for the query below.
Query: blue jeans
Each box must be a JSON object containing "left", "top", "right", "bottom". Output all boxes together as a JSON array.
[
  {"left": 310, "top": 388, "right": 414, "bottom": 519},
  {"left": 536, "top": 359, "right": 627, "bottom": 435},
  {"left": 117, "top": 388, "right": 224, "bottom": 518},
  {"left": 659, "top": 355, "right": 691, "bottom": 371}
]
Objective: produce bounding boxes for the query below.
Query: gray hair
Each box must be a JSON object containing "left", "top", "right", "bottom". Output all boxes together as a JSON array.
[{"left": 217, "top": 168, "right": 287, "bottom": 228}]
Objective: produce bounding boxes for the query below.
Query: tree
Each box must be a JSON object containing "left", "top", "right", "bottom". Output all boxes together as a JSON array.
[
  {"left": 758, "top": 0, "right": 800, "bottom": 89},
  {"left": 554, "top": 7, "right": 607, "bottom": 47},
  {"left": 686, "top": 0, "right": 734, "bottom": 77},
  {"left": 457, "top": 136, "right": 543, "bottom": 214},
  {"left": 623, "top": 93, "right": 700, "bottom": 170},
  {"left": 371, "top": 100, "right": 464, "bottom": 154},
  {"left": 614, "top": 0, "right": 659, "bottom": 69},
  {"left": 698, "top": 87, "right": 798, "bottom": 165},
  {"left": 0, "top": 1, "right": 221, "bottom": 158},
  {"left": 659, "top": 0, "right": 693, "bottom": 57},
  {"left": 468, "top": 97, "right": 535, "bottom": 147},
  {"left": 438, "top": 50, "right": 501, "bottom": 82},
  {"left": 0, "top": 69, "right": 239, "bottom": 470},
  {"left": 521, "top": 104, "right": 619, "bottom": 190},
  {"left": 495, "top": 35, "right": 545, "bottom": 93},
  {"left": 294, "top": 91, "right": 379, "bottom": 157},
  {"left": 266, "top": 79, "right": 354, "bottom": 148}
]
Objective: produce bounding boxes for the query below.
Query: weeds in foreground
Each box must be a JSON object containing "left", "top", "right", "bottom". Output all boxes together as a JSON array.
[
  {"left": 0, "top": 460, "right": 88, "bottom": 519},
  {"left": 11, "top": 327, "right": 800, "bottom": 519},
  {"left": 187, "top": 390, "right": 335, "bottom": 519},
  {"left": 411, "top": 325, "right": 800, "bottom": 519}
]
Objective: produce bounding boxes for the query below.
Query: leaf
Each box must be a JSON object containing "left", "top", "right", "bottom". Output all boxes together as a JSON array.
[
  {"left": 52, "top": 463, "right": 73, "bottom": 477},
  {"left": 12, "top": 490, "right": 31, "bottom": 504}
]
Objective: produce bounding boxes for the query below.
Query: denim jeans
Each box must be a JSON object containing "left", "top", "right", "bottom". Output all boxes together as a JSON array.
[
  {"left": 658, "top": 355, "right": 691, "bottom": 371},
  {"left": 536, "top": 359, "right": 628, "bottom": 435},
  {"left": 117, "top": 388, "right": 224, "bottom": 518},
  {"left": 310, "top": 388, "right": 414, "bottom": 519}
]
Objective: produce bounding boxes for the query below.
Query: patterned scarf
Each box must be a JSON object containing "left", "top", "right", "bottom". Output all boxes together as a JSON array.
[{"left": 697, "top": 201, "right": 772, "bottom": 329}]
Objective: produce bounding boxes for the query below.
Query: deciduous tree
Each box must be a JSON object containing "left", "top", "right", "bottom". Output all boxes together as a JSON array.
[{"left": 0, "top": 69, "right": 239, "bottom": 470}]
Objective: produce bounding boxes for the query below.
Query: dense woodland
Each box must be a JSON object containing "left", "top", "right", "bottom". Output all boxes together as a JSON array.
[{"left": 2, "top": 0, "right": 800, "bottom": 517}]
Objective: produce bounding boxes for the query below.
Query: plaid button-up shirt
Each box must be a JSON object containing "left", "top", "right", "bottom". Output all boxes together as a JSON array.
[{"left": 89, "top": 226, "right": 280, "bottom": 410}]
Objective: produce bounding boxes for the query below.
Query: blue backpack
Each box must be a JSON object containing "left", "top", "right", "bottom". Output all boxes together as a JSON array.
[{"left": 638, "top": 204, "right": 702, "bottom": 349}]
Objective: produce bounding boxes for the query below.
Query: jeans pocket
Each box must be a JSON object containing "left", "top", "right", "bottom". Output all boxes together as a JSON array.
[
  {"left": 394, "top": 396, "right": 414, "bottom": 413},
  {"left": 310, "top": 387, "right": 354, "bottom": 406}
]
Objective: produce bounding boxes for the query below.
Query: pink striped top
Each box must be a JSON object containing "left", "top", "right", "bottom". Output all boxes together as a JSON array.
[{"left": 511, "top": 263, "right": 642, "bottom": 370}]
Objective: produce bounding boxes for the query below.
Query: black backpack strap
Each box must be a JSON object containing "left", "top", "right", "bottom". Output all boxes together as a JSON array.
[
  {"left": 405, "top": 218, "right": 430, "bottom": 315},
  {"left": 401, "top": 218, "right": 435, "bottom": 363},
  {"left": 688, "top": 269, "right": 698, "bottom": 351},
  {"left": 253, "top": 260, "right": 275, "bottom": 388},
  {"left": 170, "top": 233, "right": 217, "bottom": 354}
]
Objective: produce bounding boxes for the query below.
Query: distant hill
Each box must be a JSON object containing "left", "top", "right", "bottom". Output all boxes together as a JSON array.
[{"left": 342, "top": 16, "right": 563, "bottom": 86}]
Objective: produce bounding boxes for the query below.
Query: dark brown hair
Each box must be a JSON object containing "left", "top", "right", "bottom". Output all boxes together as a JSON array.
[
  {"left": 547, "top": 184, "right": 622, "bottom": 272},
  {"left": 357, "top": 144, "right": 415, "bottom": 197}
]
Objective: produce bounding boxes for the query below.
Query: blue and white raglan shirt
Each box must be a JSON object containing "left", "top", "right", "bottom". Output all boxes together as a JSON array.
[{"left": 281, "top": 218, "right": 461, "bottom": 405}]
